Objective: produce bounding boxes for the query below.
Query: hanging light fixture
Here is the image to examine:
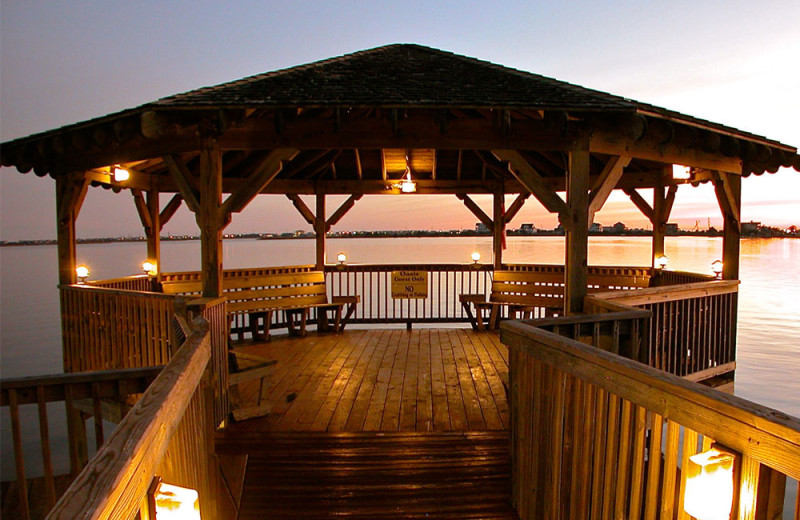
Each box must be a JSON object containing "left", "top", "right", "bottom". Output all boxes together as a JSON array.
[{"left": 390, "top": 151, "right": 416, "bottom": 193}]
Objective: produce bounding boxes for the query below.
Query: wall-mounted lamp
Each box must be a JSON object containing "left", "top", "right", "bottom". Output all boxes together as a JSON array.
[
  {"left": 150, "top": 479, "right": 201, "bottom": 520},
  {"left": 76, "top": 265, "right": 90, "bottom": 284},
  {"left": 683, "top": 447, "right": 736, "bottom": 520},
  {"left": 113, "top": 166, "right": 130, "bottom": 182},
  {"left": 711, "top": 259, "right": 723, "bottom": 279},
  {"left": 656, "top": 255, "right": 669, "bottom": 270},
  {"left": 672, "top": 164, "right": 692, "bottom": 180},
  {"left": 142, "top": 260, "right": 158, "bottom": 277}
]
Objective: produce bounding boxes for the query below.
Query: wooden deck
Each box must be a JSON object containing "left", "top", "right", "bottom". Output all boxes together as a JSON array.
[
  {"left": 218, "top": 328, "right": 514, "bottom": 519},
  {"left": 226, "top": 328, "right": 510, "bottom": 433}
]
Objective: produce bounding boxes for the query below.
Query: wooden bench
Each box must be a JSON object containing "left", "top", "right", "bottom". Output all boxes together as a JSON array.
[
  {"left": 163, "top": 271, "right": 359, "bottom": 341},
  {"left": 460, "top": 270, "right": 563, "bottom": 331}
]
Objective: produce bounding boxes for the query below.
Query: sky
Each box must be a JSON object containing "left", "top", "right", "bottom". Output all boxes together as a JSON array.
[{"left": 1, "top": 0, "right": 799, "bottom": 241}]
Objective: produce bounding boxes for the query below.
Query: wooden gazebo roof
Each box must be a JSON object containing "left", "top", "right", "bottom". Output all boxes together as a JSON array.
[{"left": 2, "top": 44, "right": 798, "bottom": 195}]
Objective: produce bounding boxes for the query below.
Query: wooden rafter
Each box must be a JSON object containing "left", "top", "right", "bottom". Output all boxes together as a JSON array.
[
  {"left": 504, "top": 193, "right": 530, "bottom": 225},
  {"left": 159, "top": 194, "right": 183, "bottom": 229},
  {"left": 456, "top": 194, "right": 493, "bottom": 230},
  {"left": 163, "top": 155, "right": 200, "bottom": 213},
  {"left": 326, "top": 194, "right": 363, "bottom": 231},
  {"left": 712, "top": 171, "right": 741, "bottom": 232},
  {"left": 354, "top": 149, "right": 363, "bottom": 180},
  {"left": 587, "top": 155, "right": 631, "bottom": 225},
  {"left": 286, "top": 194, "right": 315, "bottom": 226},
  {"left": 219, "top": 149, "right": 298, "bottom": 222},
  {"left": 492, "top": 149, "right": 572, "bottom": 229},
  {"left": 131, "top": 189, "right": 153, "bottom": 231},
  {"left": 623, "top": 187, "right": 655, "bottom": 224}
]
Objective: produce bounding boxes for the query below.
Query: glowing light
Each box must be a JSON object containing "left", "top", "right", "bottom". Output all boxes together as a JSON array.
[
  {"left": 683, "top": 448, "right": 735, "bottom": 520},
  {"left": 672, "top": 164, "right": 691, "bottom": 180},
  {"left": 471, "top": 252, "right": 481, "bottom": 264},
  {"left": 142, "top": 260, "right": 158, "bottom": 276},
  {"left": 656, "top": 255, "right": 669, "bottom": 270},
  {"left": 153, "top": 482, "right": 201, "bottom": 520},
  {"left": 711, "top": 259, "right": 723, "bottom": 278},
  {"left": 399, "top": 170, "right": 416, "bottom": 193},
  {"left": 113, "top": 166, "right": 130, "bottom": 182},
  {"left": 76, "top": 265, "right": 90, "bottom": 283},
  {"left": 337, "top": 252, "right": 347, "bottom": 264}
]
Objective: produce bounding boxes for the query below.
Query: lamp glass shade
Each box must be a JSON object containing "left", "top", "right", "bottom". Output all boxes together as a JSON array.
[
  {"left": 142, "top": 261, "right": 157, "bottom": 276},
  {"left": 113, "top": 167, "right": 130, "bottom": 182},
  {"left": 337, "top": 253, "right": 347, "bottom": 264},
  {"left": 76, "top": 265, "right": 90, "bottom": 279},
  {"left": 683, "top": 448, "right": 734, "bottom": 520},
  {"left": 656, "top": 255, "right": 669, "bottom": 269},
  {"left": 154, "top": 482, "right": 201, "bottom": 520},
  {"left": 471, "top": 252, "right": 481, "bottom": 263},
  {"left": 711, "top": 260, "right": 724, "bottom": 276}
]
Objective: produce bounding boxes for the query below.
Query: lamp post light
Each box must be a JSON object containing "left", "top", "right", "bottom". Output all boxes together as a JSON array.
[
  {"left": 683, "top": 447, "right": 736, "bottom": 520},
  {"left": 656, "top": 255, "right": 669, "bottom": 270},
  {"left": 76, "top": 265, "right": 90, "bottom": 284},
  {"left": 471, "top": 251, "right": 481, "bottom": 265},
  {"left": 150, "top": 479, "right": 202, "bottom": 520},
  {"left": 711, "top": 259, "right": 724, "bottom": 279},
  {"left": 142, "top": 260, "right": 158, "bottom": 277}
]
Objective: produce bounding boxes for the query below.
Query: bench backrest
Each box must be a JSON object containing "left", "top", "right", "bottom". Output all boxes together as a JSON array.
[
  {"left": 489, "top": 270, "right": 650, "bottom": 308},
  {"left": 162, "top": 271, "right": 329, "bottom": 313}
]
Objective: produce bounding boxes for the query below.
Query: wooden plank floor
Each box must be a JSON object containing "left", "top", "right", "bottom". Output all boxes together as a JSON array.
[
  {"left": 227, "top": 328, "right": 509, "bottom": 433},
  {"left": 217, "top": 431, "right": 514, "bottom": 520}
]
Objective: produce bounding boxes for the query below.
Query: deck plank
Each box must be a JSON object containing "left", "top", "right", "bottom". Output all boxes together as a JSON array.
[{"left": 226, "top": 328, "right": 508, "bottom": 434}]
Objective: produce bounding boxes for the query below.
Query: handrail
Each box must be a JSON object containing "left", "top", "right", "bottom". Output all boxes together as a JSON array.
[
  {"left": 593, "top": 279, "right": 739, "bottom": 305},
  {"left": 502, "top": 320, "right": 800, "bottom": 520},
  {"left": 1, "top": 367, "right": 162, "bottom": 520},
  {"left": 46, "top": 317, "right": 217, "bottom": 520}
]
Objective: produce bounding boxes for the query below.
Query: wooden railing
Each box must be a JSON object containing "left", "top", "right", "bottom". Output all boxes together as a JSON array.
[
  {"left": 1, "top": 367, "right": 162, "bottom": 520},
  {"left": 324, "top": 263, "right": 652, "bottom": 325},
  {"left": 46, "top": 317, "right": 227, "bottom": 520},
  {"left": 650, "top": 269, "right": 716, "bottom": 286},
  {"left": 60, "top": 285, "right": 178, "bottom": 372},
  {"left": 593, "top": 280, "right": 740, "bottom": 378},
  {"left": 502, "top": 320, "right": 800, "bottom": 520},
  {"left": 86, "top": 274, "right": 156, "bottom": 292}
]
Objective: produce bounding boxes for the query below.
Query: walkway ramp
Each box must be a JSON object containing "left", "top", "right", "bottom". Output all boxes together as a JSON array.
[{"left": 216, "top": 430, "right": 513, "bottom": 519}]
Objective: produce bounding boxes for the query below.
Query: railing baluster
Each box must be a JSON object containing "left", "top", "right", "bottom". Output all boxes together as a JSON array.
[
  {"left": 91, "top": 381, "right": 104, "bottom": 448},
  {"left": 8, "top": 388, "right": 31, "bottom": 520},
  {"left": 36, "top": 385, "right": 57, "bottom": 510}
]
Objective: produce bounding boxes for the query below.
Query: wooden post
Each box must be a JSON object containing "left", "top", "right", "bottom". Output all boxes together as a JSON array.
[
  {"left": 198, "top": 141, "right": 224, "bottom": 298},
  {"left": 146, "top": 190, "right": 161, "bottom": 281},
  {"left": 717, "top": 173, "right": 741, "bottom": 280},
  {"left": 493, "top": 189, "right": 504, "bottom": 269},
  {"left": 315, "top": 187, "right": 326, "bottom": 270},
  {"left": 55, "top": 174, "right": 89, "bottom": 286},
  {"left": 565, "top": 131, "right": 590, "bottom": 314},
  {"left": 652, "top": 177, "right": 667, "bottom": 269}
]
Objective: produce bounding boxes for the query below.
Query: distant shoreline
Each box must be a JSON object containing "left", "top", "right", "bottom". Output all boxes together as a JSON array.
[{"left": 3, "top": 228, "right": 797, "bottom": 247}]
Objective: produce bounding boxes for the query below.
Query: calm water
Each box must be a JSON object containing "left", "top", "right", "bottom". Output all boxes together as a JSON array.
[{"left": 2, "top": 236, "right": 799, "bottom": 480}]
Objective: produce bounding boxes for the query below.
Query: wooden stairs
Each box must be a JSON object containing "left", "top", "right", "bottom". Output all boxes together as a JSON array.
[{"left": 216, "top": 430, "right": 515, "bottom": 519}]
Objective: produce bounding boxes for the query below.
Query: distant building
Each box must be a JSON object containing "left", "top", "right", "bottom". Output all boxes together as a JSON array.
[
  {"left": 475, "top": 223, "right": 490, "bottom": 234},
  {"left": 613, "top": 222, "right": 626, "bottom": 233},
  {"left": 665, "top": 223, "right": 679, "bottom": 235},
  {"left": 520, "top": 223, "right": 536, "bottom": 234},
  {"left": 590, "top": 222, "right": 603, "bottom": 233},
  {"left": 742, "top": 221, "right": 761, "bottom": 234}
]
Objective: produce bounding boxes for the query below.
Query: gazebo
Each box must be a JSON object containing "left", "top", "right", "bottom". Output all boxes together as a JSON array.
[{"left": 2, "top": 45, "right": 799, "bottom": 520}]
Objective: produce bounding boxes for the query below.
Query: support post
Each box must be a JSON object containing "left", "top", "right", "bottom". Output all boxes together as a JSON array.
[
  {"left": 565, "top": 131, "right": 590, "bottom": 314},
  {"left": 715, "top": 172, "right": 742, "bottom": 280},
  {"left": 198, "top": 141, "right": 224, "bottom": 298},
  {"left": 55, "top": 174, "right": 89, "bottom": 285},
  {"left": 146, "top": 190, "right": 161, "bottom": 281},
  {"left": 493, "top": 189, "right": 505, "bottom": 269},
  {"left": 315, "top": 187, "right": 326, "bottom": 270},
  {"left": 652, "top": 176, "right": 667, "bottom": 269}
]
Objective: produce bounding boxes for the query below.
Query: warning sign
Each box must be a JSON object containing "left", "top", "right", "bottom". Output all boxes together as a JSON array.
[{"left": 391, "top": 271, "right": 428, "bottom": 299}]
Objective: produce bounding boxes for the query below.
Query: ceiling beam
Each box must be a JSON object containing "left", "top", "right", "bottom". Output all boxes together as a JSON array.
[
  {"left": 286, "top": 194, "right": 315, "bottom": 226},
  {"left": 326, "top": 194, "right": 363, "bottom": 231},
  {"left": 504, "top": 192, "right": 530, "bottom": 225},
  {"left": 587, "top": 155, "right": 631, "bottom": 226},
  {"left": 712, "top": 171, "right": 741, "bottom": 231},
  {"left": 162, "top": 155, "right": 200, "bottom": 213},
  {"left": 456, "top": 193, "right": 493, "bottom": 230},
  {"left": 219, "top": 149, "right": 298, "bottom": 220},
  {"left": 623, "top": 187, "right": 655, "bottom": 224},
  {"left": 492, "top": 149, "right": 572, "bottom": 228}
]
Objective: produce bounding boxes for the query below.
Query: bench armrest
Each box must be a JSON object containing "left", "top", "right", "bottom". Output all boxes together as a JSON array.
[
  {"left": 459, "top": 293, "right": 486, "bottom": 304},
  {"left": 332, "top": 295, "right": 360, "bottom": 305}
]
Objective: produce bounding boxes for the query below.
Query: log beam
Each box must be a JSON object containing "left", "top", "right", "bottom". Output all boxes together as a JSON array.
[
  {"left": 286, "top": 194, "right": 316, "bottom": 226},
  {"left": 197, "top": 142, "right": 224, "bottom": 298},
  {"left": 623, "top": 188, "right": 655, "bottom": 223},
  {"left": 492, "top": 149, "right": 573, "bottom": 230},
  {"left": 55, "top": 173, "right": 90, "bottom": 285},
  {"left": 587, "top": 155, "right": 631, "bottom": 226},
  {"left": 315, "top": 188, "right": 326, "bottom": 270},
  {"left": 504, "top": 192, "right": 530, "bottom": 225},
  {"left": 456, "top": 193, "right": 493, "bottom": 230},
  {"left": 326, "top": 194, "right": 363, "bottom": 231},
  {"left": 163, "top": 155, "right": 200, "bottom": 213},
  {"left": 146, "top": 190, "right": 161, "bottom": 272},
  {"left": 493, "top": 190, "right": 505, "bottom": 269},
  {"left": 159, "top": 194, "right": 183, "bottom": 228},
  {"left": 219, "top": 148, "right": 298, "bottom": 224},
  {"left": 713, "top": 171, "right": 742, "bottom": 280}
]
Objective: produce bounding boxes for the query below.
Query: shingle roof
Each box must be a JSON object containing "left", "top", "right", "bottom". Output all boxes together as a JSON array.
[{"left": 154, "top": 43, "right": 636, "bottom": 111}]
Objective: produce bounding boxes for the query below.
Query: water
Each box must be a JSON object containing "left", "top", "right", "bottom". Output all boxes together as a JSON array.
[{"left": 2, "top": 236, "right": 799, "bottom": 480}]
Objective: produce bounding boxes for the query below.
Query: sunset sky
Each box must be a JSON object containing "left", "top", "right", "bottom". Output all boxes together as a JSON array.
[{"left": 2, "top": 0, "right": 798, "bottom": 241}]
